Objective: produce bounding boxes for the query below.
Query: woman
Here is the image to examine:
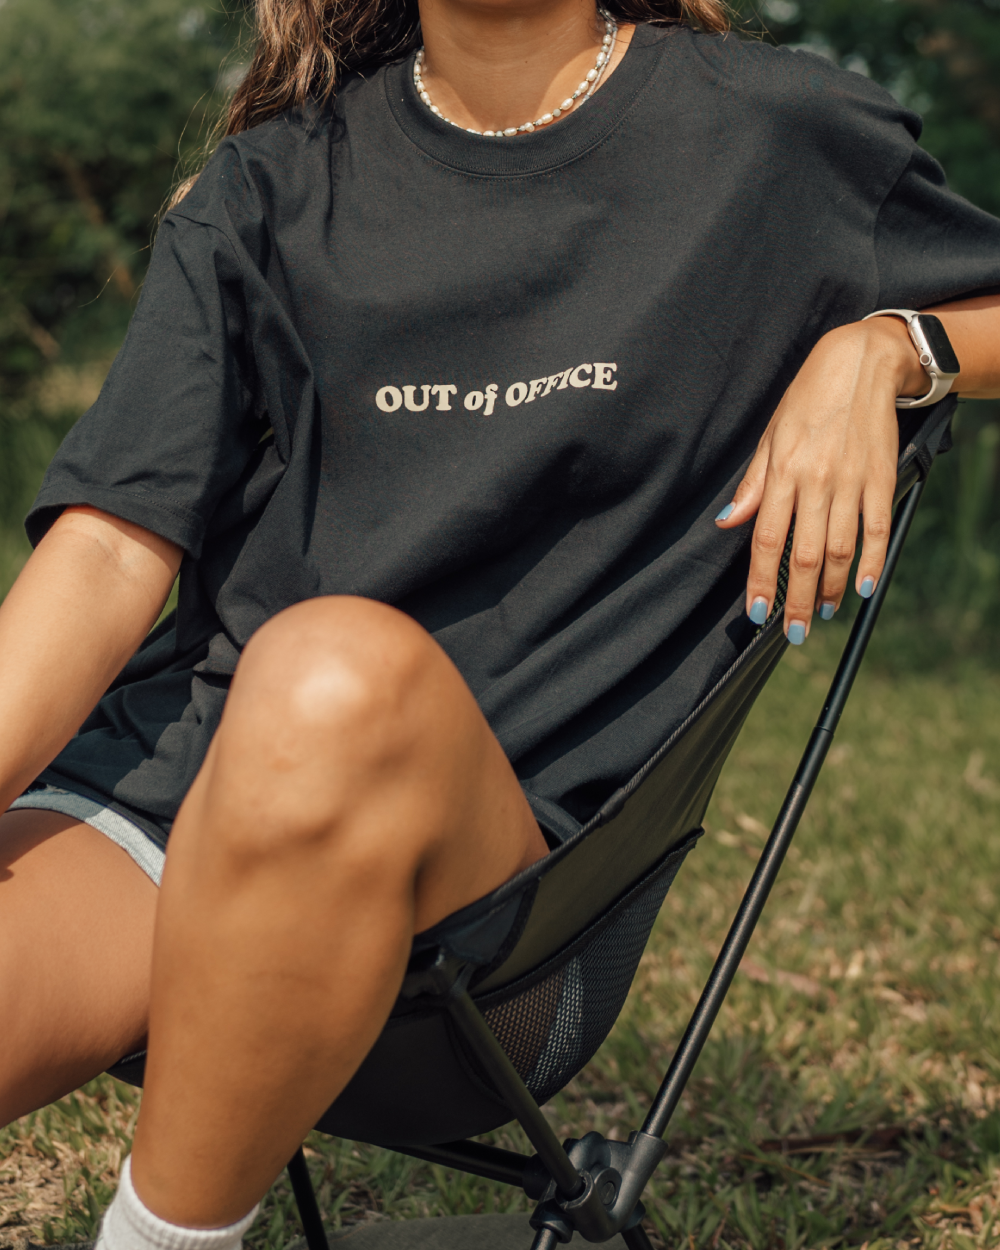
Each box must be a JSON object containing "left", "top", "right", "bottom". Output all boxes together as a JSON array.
[{"left": 2, "top": 0, "right": 999, "bottom": 1245}]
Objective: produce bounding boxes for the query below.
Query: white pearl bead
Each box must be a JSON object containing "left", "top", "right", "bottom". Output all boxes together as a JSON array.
[
  {"left": 596, "top": 53, "right": 606, "bottom": 66},
  {"left": 603, "top": 33, "right": 612, "bottom": 44},
  {"left": 420, "top": 92, "right": 430, "bottom": 103},
  {"left": 524, "top": 122, "right": 535, "bottom": 132},
  {"left": 586, "top": 68, "right": 598, "bottom": 82},
  {"left": 552, "top": 108, "right": 562, "bottom": 117},
  {"left": 542, "top": 113, "right": 553, "bottom": 123},
  {"left": 484, "top": 130, "right": 494, "bottom": 136},
  {"left": 430, "top": 105, "right": 441, "bottom": 114},
  {"left": 578, "top": 80, "right": 589, "bottom": 92},
  {"left": 561, "top": 98, "right": 574, "bottom": 111},
  {"left": 503, "top": 127, "right": 517, "bottom": 136}
]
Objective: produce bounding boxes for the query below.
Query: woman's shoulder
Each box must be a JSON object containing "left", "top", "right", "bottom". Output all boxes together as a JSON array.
[
  {"left": 162, "top": 104, "right": 339, "bottom": 256},
  {"left": 666, "top": 26, "right": 921, "bottom": 144}
]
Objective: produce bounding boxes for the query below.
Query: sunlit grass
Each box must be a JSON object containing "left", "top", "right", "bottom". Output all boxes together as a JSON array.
[{"left": 4, "top": 624, "right": 1000, "bottom": 1248}]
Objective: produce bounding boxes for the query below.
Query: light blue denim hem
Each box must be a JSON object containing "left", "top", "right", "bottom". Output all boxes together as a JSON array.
[{"left": 8, "top": 785, "right": 165, "bottom": 886}]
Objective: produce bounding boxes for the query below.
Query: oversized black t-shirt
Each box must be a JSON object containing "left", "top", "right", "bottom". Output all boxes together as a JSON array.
[{"left": 27, "top": 23, "right": 1000, "bottom": 849}]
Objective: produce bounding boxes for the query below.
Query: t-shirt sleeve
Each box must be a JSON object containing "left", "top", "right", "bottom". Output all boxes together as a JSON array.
[
  {"left": 26, "top": 211, "right": 263, "bottom": 558},
  {"left": 874, "top": 144, "right": 1000, "bottom": 309}
]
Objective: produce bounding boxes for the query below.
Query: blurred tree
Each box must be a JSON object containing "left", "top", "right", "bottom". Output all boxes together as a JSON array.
[
  {"left": 0, "top": 0, "right": 244, "bottom": 407},
  {"left": 733, "top": 0, "right": 1000, "bottom": 645},
  {"left": 741, "top": 0, "right": 1000, "bottom": 215},
  {"left": 0, "top": 0, "right": 245, "bottom": 559}
]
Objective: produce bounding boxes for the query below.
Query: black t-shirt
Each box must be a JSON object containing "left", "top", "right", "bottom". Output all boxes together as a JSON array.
[{"left": 28, "top": 23, "right": 1000, "bottom": 848}]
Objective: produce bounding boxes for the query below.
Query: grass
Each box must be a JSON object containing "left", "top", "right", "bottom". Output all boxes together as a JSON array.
[{"left": 3, "top": 622, "right": 1000, "bottom": 1248}]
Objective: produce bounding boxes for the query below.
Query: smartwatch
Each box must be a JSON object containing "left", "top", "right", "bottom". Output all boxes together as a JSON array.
[{"left": 862, "top": 309, "right": 961, "bottom": 409}]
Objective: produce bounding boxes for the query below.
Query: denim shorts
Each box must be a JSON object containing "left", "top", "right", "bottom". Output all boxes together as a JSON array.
[
  {"left": 5, "top": 780, "right": 578, "bottom": 890},
  {"left": 7, "top": 784, "right": 165, "bottom": 885}
]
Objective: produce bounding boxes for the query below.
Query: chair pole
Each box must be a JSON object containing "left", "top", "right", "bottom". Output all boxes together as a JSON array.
[
  {"left": 392, "top": 1139, "right": 529, "bottom": 1187},
  {"left": 287, "top": 1147, "right": 330, "bottom": 1250},
  {"left": 641, "top": 476, "right": 926, "bottom": 1141},
  {"left": 447, "top": 989, "right": 586, "bottom": 1199},
  {"left": 530, "top": 1217, "right": 656, "bottom": 1248},
  {"left": 621, "top": 1222, "right": 656, "bottom": 1249},
  {"left": 529, "top": 1229, "right": 561, "bottom": 1250}
]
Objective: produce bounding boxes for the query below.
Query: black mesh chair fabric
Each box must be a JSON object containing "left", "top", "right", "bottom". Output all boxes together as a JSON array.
[
  {"left": 314, "top": 614, "right": 789, "bottom": 1145},
  {"left": 475, "top": 841, "right": 692, "bottom": 1105}
]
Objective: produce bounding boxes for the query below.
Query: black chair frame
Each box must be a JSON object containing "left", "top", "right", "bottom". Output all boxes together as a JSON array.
[
  {"left": 278, "top": 447, "right": 936, "bottom": 1250},
  {"left": 105, "top": 411, "right": 949, "bottom": 1250}
]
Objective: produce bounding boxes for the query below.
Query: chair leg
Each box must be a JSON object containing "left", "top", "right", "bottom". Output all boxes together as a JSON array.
[
  {"left": 622, "top": 1222, "right": 655, "bottom": 1250},
  {"left": 286, "top": 1147, "right": 330, "bottom": 1250}
]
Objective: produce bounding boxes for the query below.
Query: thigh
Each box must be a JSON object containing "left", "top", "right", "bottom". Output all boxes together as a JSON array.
[
  {"left": 0, "top": 810, "right": 157, "bottom": 1126},
  {"left": 171, "top": 597, "right": 549, "bottom": 935},
  {"left": 131, "top": 600, "right": 550, "bottom": 1224}
]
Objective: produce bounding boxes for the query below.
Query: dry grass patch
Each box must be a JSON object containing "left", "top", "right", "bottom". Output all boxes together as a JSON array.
[{"left": 0, "top": 1085, "right": 137, "bottom": 1248}]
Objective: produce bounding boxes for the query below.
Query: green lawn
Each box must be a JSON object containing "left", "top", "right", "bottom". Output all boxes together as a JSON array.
[{"left": 2, "top": 620, "right": 1000, "bottom": 1250}]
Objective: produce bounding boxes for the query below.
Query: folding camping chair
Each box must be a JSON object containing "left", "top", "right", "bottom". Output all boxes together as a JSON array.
[{"left": 108, "top": 401, "right": 954, "bottom": 1250}]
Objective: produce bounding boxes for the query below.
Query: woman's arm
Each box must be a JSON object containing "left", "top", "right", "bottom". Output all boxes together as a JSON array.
[
  {"left": 0, "top": 507, "right": 182, "bottom": 812},
  {"left": 717, "top": 294, "right": 1000, "bottom": 639},
  {"left": 923, "top": 293, "right": 1000, "bottom": 399}
]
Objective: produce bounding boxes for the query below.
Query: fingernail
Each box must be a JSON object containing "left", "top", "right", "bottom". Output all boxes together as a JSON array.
[
  {"left": 819, "top": 602, "right": 836, "bottom": 621},
  {"left": 787, "top": 621, "right": 807, "bottom": 646},
  {"left": 716, "top": 503, "right": 735, "bottom": 522},
  {"left": 748, "top": 597, "right": 769, "bottom": 625},
  {"left": 859, "top": 577, "right": 875, "bottom": 599}
]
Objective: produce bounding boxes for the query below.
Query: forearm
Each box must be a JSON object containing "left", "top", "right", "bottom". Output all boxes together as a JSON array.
[
  {"left": 0, "top": 507, "right": 182, "bottom": 812},
  {"left": 925, "top": 293, "right": 1000, "bottom": 399},
  {"left": 873, "top": 292, "right": 1000, "bottom": 400},
  {"left": 719, "top": 289, "right": 1000, "bottom": 633}
]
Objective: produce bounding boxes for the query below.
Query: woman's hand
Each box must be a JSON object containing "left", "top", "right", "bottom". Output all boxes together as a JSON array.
[{"left": 715, "top": 317, "right": 923, "bottom": 643}]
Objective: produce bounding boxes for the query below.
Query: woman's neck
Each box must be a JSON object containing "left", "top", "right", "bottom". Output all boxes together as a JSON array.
[{"left": 416, "top": 0, "right": 634, "bottom": 133}]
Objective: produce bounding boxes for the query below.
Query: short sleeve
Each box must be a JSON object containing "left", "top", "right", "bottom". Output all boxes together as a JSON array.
[
  {"left": 875, "top": 145, "right": 1000, "bottom": 309},
  {"left": 26, "top": 212, "right": 262, "bottom": 558}
]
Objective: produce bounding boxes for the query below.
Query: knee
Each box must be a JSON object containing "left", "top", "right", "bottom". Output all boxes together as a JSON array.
[
  {"left": 202, "top": 598, "right": 445, "bottom": 865},
  {"left": 233, "top": 596, "right": 439, "bottom": 752}
]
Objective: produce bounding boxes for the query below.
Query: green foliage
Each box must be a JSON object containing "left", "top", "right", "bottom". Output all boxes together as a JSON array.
[
  {"left": 743, "top": 0, "right": 1000, "bottom": 218},
  {"left": 0, "top": 0, "right": 247, "bottom": 592},
  {"left": 877, "top": 399, "right": 1000, "bottom": 656},
  {"left": 731, "top": 0, "right": 1000, "bottom": 651},
  {"left": 0, "top": 0, "right": 244, "bottom": 399}
]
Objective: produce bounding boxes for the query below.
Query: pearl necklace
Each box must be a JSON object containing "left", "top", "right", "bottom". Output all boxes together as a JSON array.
[{"left": 413, "top": 13, "right": 618, "bottom": 138}]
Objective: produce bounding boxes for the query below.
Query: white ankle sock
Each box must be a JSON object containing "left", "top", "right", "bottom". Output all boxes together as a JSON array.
[{"left": 94, "top": 1156, "right": 259, "bottom": 1250}]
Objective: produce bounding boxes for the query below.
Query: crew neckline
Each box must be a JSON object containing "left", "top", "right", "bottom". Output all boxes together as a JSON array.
[{"left": 383, "top": 23, "right": 673, "bottom": 177}]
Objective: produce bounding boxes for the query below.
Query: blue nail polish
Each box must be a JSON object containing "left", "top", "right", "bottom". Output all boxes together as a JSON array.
[
  {"left": 787, "top": 622, "right": 806, "bottom": 646},
  {"left": 748, "top": 598, "right": 769, "bottom": 626},
  {"left": 716, "top": 503, "right": 735, "bottom": 522},
  {"left": 860, "top": 577, "right": 875, "bottom": 599},
  {"left": 819, "top": 602, "right": 836, "bottom": 621}
]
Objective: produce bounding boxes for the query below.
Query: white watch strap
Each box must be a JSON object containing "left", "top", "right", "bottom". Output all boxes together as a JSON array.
[
  {"left": 863, "top": 309, "right": 957, "bottom": 409},
  {"left": 894, "top": 374, "right": 955, "bottom": 409},
  {"left": 863, "top": 308, "right": 918, "bottom": 325}
]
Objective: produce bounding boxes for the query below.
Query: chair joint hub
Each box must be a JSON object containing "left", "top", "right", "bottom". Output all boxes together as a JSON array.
[{"left": 528, "top": 1130, "right": 667, "bottom": 1242}]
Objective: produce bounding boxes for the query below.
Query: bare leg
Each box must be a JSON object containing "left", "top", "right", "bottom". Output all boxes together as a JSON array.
[
  {"left": 131, "top": 597, "right": 547, "bottom": 1227},
  {"left": 0, "top": 810, "right": 157, "bottom": 1126}
]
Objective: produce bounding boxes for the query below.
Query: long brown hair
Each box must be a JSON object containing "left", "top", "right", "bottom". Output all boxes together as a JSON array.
[{"left": 227, "top": 0, "right": 729, "bottom": 135}]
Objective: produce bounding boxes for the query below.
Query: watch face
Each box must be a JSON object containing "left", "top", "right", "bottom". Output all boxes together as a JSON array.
[{"left": 918, "top": 315, "right": 961, "bottom": 374}]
